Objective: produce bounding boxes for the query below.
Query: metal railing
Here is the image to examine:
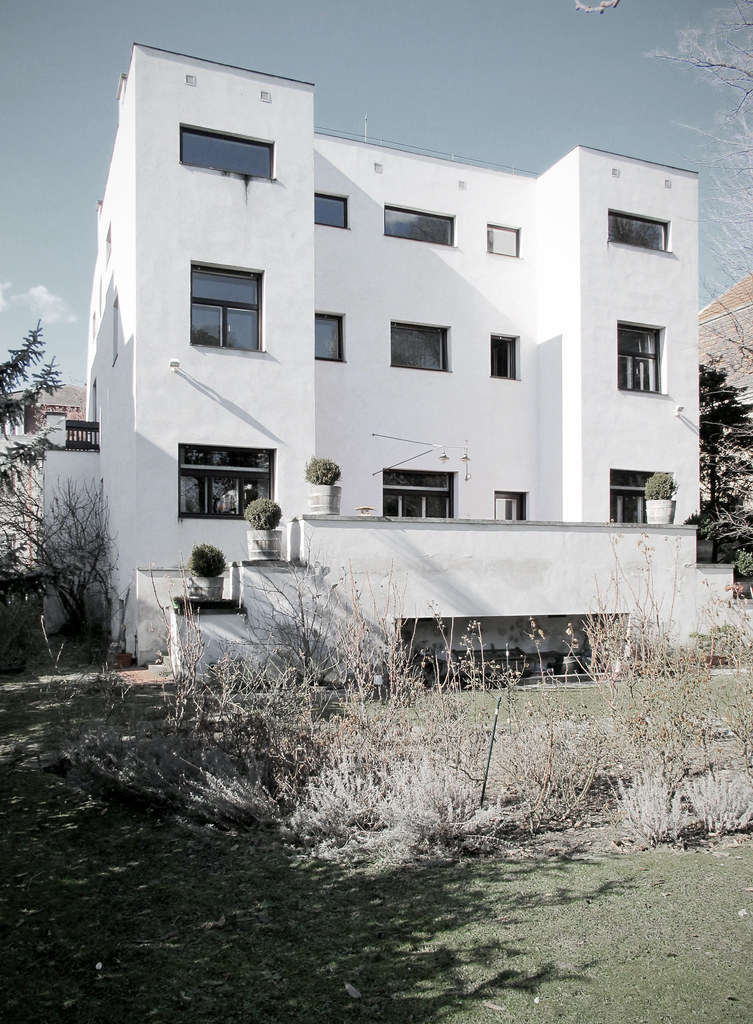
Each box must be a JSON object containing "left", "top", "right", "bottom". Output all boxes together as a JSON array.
[{"left": 65, "top": 420, "right": 99, "bottom": 451}]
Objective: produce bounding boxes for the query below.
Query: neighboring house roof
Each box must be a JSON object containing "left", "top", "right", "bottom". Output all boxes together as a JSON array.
[
  {"left": 22, "top": 385, "right": 86, "bottom": 435},
  {"left": 699, "top": 274, "right": 753, "bottom": 394}
]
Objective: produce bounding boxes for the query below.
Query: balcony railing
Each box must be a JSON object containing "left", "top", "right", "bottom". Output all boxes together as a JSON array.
[{"left": 65, "top": 420, "right": 99, "bottom": 451}]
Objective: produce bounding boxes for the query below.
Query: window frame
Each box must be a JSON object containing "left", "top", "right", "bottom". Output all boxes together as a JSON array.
[
  {"left": 490, "top": 335, "right": 518, "bottom": 380},
  {"left": 617, "top": 322, "right": 661, "bottom": 393},
  {"left": 609, "top": 469, "right": 653, "bottom": 524},
  {"left": 608, "top": 211, "right": 668, "bottom": 252},
  {"left": 384, "top": 206, "right": 454, "bottom": 246},
  {"left": 487, "top": 224, "right": 520, "bottom": 258},
  {"left": 180, "top": 126, "right": 274, "bottom": 179},
  {"left": 390, "top": 321, "right": 448, "bottom": 372},
  {"left": 178, "top": 444, "right": 275, "bottom": 519},
  {"left": 315, "top": 313, "right": 344, "bottom": 361},
  {"left": 191, "top": 265, "right": 261, "bottom": 352},
  {"left": 315, "top": 193, "right": 348, "bottom": 229},
  {"left": 494, "top": 491, "right": 526, "bottom": 521},
  {"left": 383, "top": 469, "right": 454, "bottom": 519}
]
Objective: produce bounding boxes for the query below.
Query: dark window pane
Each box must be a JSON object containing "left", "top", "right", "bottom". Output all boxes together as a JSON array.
[
  {"left": 227, "top": 308, "right": 258, "bottom": 351},
  {"left": 191, "top": 305, "right": 222, "bottom": 346},
  {"left": 192, "top": 270, "right": 257, "bottom": 305},
  {"left": 425, "top": 495, "right": 448, "bottom": 517},
  {"left": 211, "top": 477, "right": 239, "bottom": 515},
  {"left": 391, "top": 323, "right": 446, "bottom": 370},
  {"left": 181, "top": 129, "right": 272, "bottom": 177},
  {"left": 315, "top": 315, "right": 343, "bottom": 360},
  {"left": 403, "top": 494, "right": 423, "bottom": 517},
  {"left": 618, "top": 325, "right": 660, "bottom": 393},
  {"left": 383, "top": 494, "right": 400, "bottom": 517},
  {"left": 180, "top": 475, "right": 204, "bottom": 514},
  {"left": 491, "top": 336, "right": 516, "bottom": 378},
  {"left": 315, "top": 194, "right": 347, "bottom": 228},
  {"left": 384, "top": 207, "right": 453, "bottom": 245},
  {"left": 608, "top": 212, "right": 666, "bottom": 251}
]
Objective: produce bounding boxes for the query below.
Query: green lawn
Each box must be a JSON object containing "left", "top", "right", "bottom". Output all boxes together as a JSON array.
[{"left": 2, "top": 675, "right": 753, "bottom": 1024}]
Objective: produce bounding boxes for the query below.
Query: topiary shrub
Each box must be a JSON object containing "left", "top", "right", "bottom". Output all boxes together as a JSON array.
[
  {"left": 644, "top": 472, "right": 677, "bottom": 501},
  {"left": 305, "top": 457, "right": 341, "bottom": 486},
  {"left": 244, "top": 498, "right": 282, "bottom": 531},
  {"left": 187, "top": 543, "right": 226, "bottom": 578}
]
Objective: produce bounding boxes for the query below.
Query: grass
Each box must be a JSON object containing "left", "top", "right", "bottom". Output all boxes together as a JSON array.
[{"left": 2, "top": 672, "right": 753, "bottom": 1023}]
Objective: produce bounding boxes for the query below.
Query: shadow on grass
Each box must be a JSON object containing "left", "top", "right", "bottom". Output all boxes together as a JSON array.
[{"left": 0, "top": 748, "right": 635, "bottom": 1024}]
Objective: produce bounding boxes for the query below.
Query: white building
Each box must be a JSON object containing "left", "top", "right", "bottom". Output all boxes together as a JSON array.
[{"left": 85, "top": 44, "right": 720, "bottom": 666}]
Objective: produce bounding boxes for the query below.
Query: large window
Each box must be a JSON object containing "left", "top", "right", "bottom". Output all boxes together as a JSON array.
[
  {"left": 315, "top": 314, "right": 343, "bottom": 361},
  {"left": 494, "top": 491, "right": 526, "bottom": 521},
  {"left": 610, "top": 469, "right": 652, "bottom": 523},
  {"left": 383, "top": 470, "right": 453, "bottom": 518},
  {"left": 391, "top": 322, "right": 448, "bottom": 371},
  {"left": 487, "top": 224, "right": 520, "bottom": 257},
  {"left": 491, "top": 336, "right": 517, "bottom": 379},
  {"left": 618, "top": 324, "right": 660, "bottom": 392},
  {"left": 179, "top": 445, "right": 273, "bottom": 518},
  {"left": 180, "top": 127, "right": 273, "bottom": 178},
  {"left": 315, "top": 194, "right": 348, "bottom": 228},
  {"left": 384, "top": 206, "right": 454, "bottom": 246},
  {"left": 191, "top": 267, "right": 260, "bottom": 351},
  {"left": 608, "top": 211, "right": 667, "bottom": 251}
]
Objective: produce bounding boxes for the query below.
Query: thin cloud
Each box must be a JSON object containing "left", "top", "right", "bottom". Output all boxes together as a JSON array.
[
  {"left": 0, "top": 281, "right": 11, "bottom": 313},
  {"left": 11, "top": 284, "right": 77, "bottom": 324}
]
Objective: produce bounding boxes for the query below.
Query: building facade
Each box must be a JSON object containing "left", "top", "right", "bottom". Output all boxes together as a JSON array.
[{"left": 85, "top": 45, "right": 713, "bottom": 664}]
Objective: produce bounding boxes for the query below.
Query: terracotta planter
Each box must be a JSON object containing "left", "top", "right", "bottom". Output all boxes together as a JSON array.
[
  {"left": 645, "top": 499, "right": 676, "bottom": 525},
  {"left": 247, "top": 529, "right": 282, "bottom": 560},
  {"left": 308, "top": 485, "right": 342, "bottom": 515}
]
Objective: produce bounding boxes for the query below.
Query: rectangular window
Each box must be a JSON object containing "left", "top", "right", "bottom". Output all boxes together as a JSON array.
[
  {"left": 383, "top": 470, "right": 453, "bottom": 518},
  {"left": 179, "top": 444, "right": 274, "bottom": 518},
  {"left": 491, "top": 336, "right": 517, "bottom": 379},
  {"left": 180, "top": 127, "right": 273, "bottom": 178},
  {"left": 315, "top": 194, "right": 347, "bottom": 228},
  {"left": 618, "top": 324, "right": 660, "bottom": 392},
  {"left": 608, "top": 211, "right": 667, "bottom": 251},
  {"left": 315, "top": 314, "right": 343, "bottom": 361},
  {"left": 487, "top": 224, "right": 520, "bottom": 257},
  {"left": 391, "top": 322, "right": 447, "bottom": 371},
  {"left": 191, "top": 267, "right": 260, "bottom": 351},
  {"left": 610, "top": 469, "right": 652, "bottom": 523},
  {"left": 494, "top": 491, "right": 526, "bottom": 521},
  {"left": 384, "top": 206, "right": 454, "bottom": 246}
]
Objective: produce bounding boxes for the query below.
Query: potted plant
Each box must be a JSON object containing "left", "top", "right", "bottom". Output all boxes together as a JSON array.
[
  {"left": 244, "top": 498, "right": 283, "bottom": 560},
  {"left": 186, "top": 543, "right": 226, "bottom": 599},
  {"left": 305, "top": 456, "right": 342, "bottom": 515},
  {"left": 644, "top": 472, "right": 677, "bottom": 525}
]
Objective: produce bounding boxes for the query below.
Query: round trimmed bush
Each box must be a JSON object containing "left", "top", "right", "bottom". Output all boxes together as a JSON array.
[
  {"left": 305, "top": 457, "right": 341, "bottom": 486},
  {"left": 644, "top": 472, "right": 677, "bottom": 501},
  {"left": 244, "top": 498, "right": 282, "bottom": 531},
  {"left": 187, "top": 543, "right": 226, "bottom": 578}
]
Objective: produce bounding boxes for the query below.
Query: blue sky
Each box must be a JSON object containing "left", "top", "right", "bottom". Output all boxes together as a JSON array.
[{"left": 0, "top": 0, "right": 730, "bottom": 382}]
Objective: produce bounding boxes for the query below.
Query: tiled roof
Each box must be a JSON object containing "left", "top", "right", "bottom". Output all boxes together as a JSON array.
[{"left": 699, "top": 274, "right": 753, "bottom": 395}]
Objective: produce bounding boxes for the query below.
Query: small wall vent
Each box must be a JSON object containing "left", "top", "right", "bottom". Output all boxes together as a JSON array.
[
  {"left": 185, "top": 74, "right": 197, "bottom": 87},
  {"left": 260, "top": 90, "right": 272, "bottom": 103},
  {"left": 458, "top": 180, "right": 466, "bottom": 190},
  {"left": 611, "top": 168, "right": 620, "bottom": 178},
  {"left": 374, "top": 162, "right": 383, "bottom": 174},
  {"left": 664, "top": 179, "right": 672, "bottom": 189}
]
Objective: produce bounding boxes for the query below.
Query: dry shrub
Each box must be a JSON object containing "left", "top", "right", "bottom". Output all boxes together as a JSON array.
[
  {"left": 685, "top": 770, "right": 753, "bottom": 835},
  {"left": 492, "top": 700, "right": 608, "bottom": 832},
  {"left": 617, "top": 771, "right": 688, "bottom": 846}
]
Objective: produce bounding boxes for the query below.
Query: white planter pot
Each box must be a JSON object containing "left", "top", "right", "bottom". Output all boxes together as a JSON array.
[
  {"left": 645, "top": 499, "right": 676, "bottom": 525},
  {"left": 188, "top": 575, "right": 224, "bottom": 599},
  {"left": 308, "top": 484, "right": 342, "bottom": 515},
  {"left": 247, "top": 529, "right": 281, "bottom": 560}
]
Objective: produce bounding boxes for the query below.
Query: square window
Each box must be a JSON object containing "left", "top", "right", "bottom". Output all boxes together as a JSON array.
[
  {"left": 383, "top": 470, "right": 453, "bottom": 518},
  {"left": 610, "top": 469, "right": 653, "bottom": 523},
  {"left": 391, "top": 322, "right": 447, "bottom": 371},
  {"left": 608, "top": 212, "right": 667, "bottom": 251},
  {"left": 618, "top": 324, "right": 660, "bottom": 392},
  {"left": 180, "top": 127, "right": 273, "bottom": 178},
  {"left": 191, "top": 266, "right": 260, "bottom": 351},
  {"left": 315, "top": 194, "right": 348, "bottom": 228},
  {"left": 179, "top": 444, "right": 274, "bottom": 518},
  {"left": 315, "top": 314, "right": 344, "bottom": 360},
  {"left": 494, "top": 491, "right": 526, "bottom": 521},
  {"left": 487, "top": 225, "right": 519, "bottom": 257},
  {"left": 491, "top": 336, "right": 517, "bottom": 379},
  {"left": 384, "top": 207, "right": 454, "bottom": 246}
]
